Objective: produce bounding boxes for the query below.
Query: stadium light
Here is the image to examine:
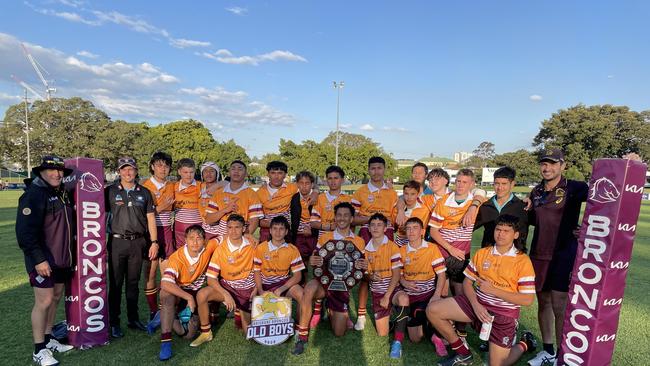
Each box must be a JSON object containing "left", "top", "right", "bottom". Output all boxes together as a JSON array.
[{"left": 333, "top": 81, "right": 344, "bottom": 166}]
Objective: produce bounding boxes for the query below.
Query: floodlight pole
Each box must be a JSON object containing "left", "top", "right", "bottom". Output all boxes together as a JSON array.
[
  {"left": 24, "top": 90, "right": 31, "bottom": 178},
  {"left": 333, "top": 81, "right": 344, "bottom": 166}
]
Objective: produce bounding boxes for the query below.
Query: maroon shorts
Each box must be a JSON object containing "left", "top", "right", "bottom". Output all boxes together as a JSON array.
[
  {"left": 371, "top": 289, "right": 398, "bottom": 320},
  {"left": 531, "top": 242, "right": 577, "bottom": 292},
  {"left": 408, "top": 290, "right": 434, "bottom": 323},
  {"left": 219, "top": 280, "right": 254, "bottom": 312},
  {"left": 295, "top": 235, "right": 317, "bottom": 261},
  {"left": 29, "top": 268, "right": 73, "bottom": 288},
  {"left": 157, "top": 225, "right": 175, "bottom": 259},
  {"left": 174, "top": 221, "right": 201, "bottom": 247},
  {"left": 358, "top": 227, "right": 394, "bottom": 244},
  {"left": 326, "top": 290, "right": 350, "bottom": 313},
  {"left": 454, "top": 294, "right": 518, "bottom": 348},
  {"left": 262, "top": 278, "right": 290, "bottom": 296},
  {"left": 259, "top": 227, "right": 271, "bottom": 243}
]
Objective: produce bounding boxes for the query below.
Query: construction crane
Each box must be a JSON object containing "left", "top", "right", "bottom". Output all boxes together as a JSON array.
[
  {"left": 11, "top": 74, "right": 44, "bottom": 101},
  {"left": 21, "top": 43, "right": 56, "bottom": 100}
]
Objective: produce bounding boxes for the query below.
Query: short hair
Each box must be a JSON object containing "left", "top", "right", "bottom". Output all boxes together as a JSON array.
[
  {"left": 325, "top": 165, "right": 345, "bottom": 178},
  {"left": 495, "top": 214, "right": 527, "bottom": 253},
  {"left": 226, "top": 214, "right": 245, "bottom": 226},
  {"left": 457, "top": 168, "right": 475, "bottom": 181},
  {"left": 428, "top": 168, "right": 450, "bottom": 186},
  {"left": 368, "top": 213, "right": 388, "bottom": 226},
  {"left": 334, "top": 202, "right": 355, "bottom": 216},
  {"left": 270, "top": 215, "right": 290, "bottom": 230},
  {"left": 184, "top": 224, "right": 206, "bottom": 239},
  {"left": 295, "top": 170, "right": 315, "bottom": 183},
  {"left": 494, "top": 166, "right": 516, "bottom": 182},
  {"left": 149, "top": 152, "right": 172, "bottom": 174},
  {"left": 177, "top": 158, "right": 195, "bottom": 170},
  {"left": 405, "top": 217, "right": 424, "bottom": 228},
  {"left": 403, "top": 180, "right": 421, "bottom": 192},
  {"left": 230, "top": 160, "right": 247, "bottom": 170},
  {"left": 368, "top": 156, "right": 386, "bottom": 167},
  {"left": 266, "top": 160, "right": 288, "bottom": 173},
  {"left": 411, "top": 162, "right": 428, "bottom": 174}
]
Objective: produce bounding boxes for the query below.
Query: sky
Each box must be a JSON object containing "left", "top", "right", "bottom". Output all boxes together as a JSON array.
[{"left": 1, "top": 1, "right": 649, "bottom": 160}]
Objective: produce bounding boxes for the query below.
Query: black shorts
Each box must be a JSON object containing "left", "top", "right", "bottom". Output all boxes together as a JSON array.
[{"left": 445, "top": 256, "right": 469, "bottom": 284}]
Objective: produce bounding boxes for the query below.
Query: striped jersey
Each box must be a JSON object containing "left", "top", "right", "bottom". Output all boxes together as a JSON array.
[
  {"left": 429, "top": 191, "right": 476, "bottom": 255},
  {"left": 256, "top": 182, "right": 298, "bottom": 221},
  {"left": 174, "top": 180, "right": 202, "bottom": 224},
  {"left": 400, "top": 241, "right": 446, "bottom": 296},
  {"left": 464, "top": 245, "right": 535, "bottom": 318},
  {"left": 162, "top": 239, "right": 218, "bottom": 291},
  {"left": 253, "top": 241, "right": 305, "bottom": 286},
  {"left": 392, "top": 197, "right": 432, "bottom": 246},
  {"left": 142, "top": 177, "right": 175, "bottom": 227},
  {"left": 352, "top": 182, "right": 398, "bottom": 228},
  {"left": 206, "top": 237, "right": 255, "bottom": 290},
  {"left": 204, "top": 182, "right": 263, "bottom": 237},
  {"left": 365, "top": 236, "right": 402, "bottom": 294},
  {"left": 310, "top": 191, "right": 353, "bottom": 237}
]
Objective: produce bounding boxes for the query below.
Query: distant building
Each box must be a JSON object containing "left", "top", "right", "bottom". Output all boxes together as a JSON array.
[{"left": 454, "top": 151, "right": 473, "bottom": 163}]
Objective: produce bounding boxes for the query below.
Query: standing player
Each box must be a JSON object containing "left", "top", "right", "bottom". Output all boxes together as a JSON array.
[
  {"left": 426, "top": 215, "right": 537, "bottom": 366},
  {"left": 310, "top": 165, "right": 353, "bottom": 238},
  {"left": 191, "top": 214, "right": 256, "bottom": 346},
  {"left": 256, "top": 161, "right": 298, "bottom": 243},
  {"left": 174, "top": 158, "right": 202, "bottom": 247},
  {"left": 198, "top": 161, "right": 226, "bottom": 240},
  {"left": 290, "top": 171, "right": 318, "bottom": 262},
  {"left": 392, "top": 180, "right": 432, "bottom": 246},
  {"left": 158, "top": 225, "right": 217, "bottom": 360},
  {"left": 142, "top": 152, "right": 175, "bottom": 324},
  {"left": 352, "top": 156, "right": 398, "bottom": 330},
  {"left": 526, "top": 149, "right": 588, "bottom": 366},
  {"left": 16, "top": 155, "right": 75, "bottom": 366},
  {"left": 292, "top": 202, "right": 367, "bottom": 355},
  {"left": 364, "top": 213, "right": 408, "bottom": 359},
  {"left": 253, "top": 216, "right": 305, "bottom": 307}
]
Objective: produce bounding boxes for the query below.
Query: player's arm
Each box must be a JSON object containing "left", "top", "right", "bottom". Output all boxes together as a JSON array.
[
  {"left": 385, "top": 267, "right": 401, "bottom": 297},
  {"left": 477, "top": 278, "right": 534, "bottom": 306},
  {"left": 279, "top": 270, "right": 302, "bottom": 295},
  {"left": 161, "top": 279, "right": 196, "bottom": 311},
  {"left": 253, "top": 270, "right": 265, "bottom": 294},
  {"left": 16, "top": 191, "right": 48, "bottom": 275},
  {"left": 146, "top": 210, "right": 159, "bottom": 261},
  {"left": 463, "top": 277, "right": 492, "bottom": 323},
  {"left": 461, "top": 188, "right": 487, "bottom": 227},
  {"left": 429, "top": 226, "right": 464, "bottom": 260},
  {"left": 431, "top": 271, "right": 447, "bottom": 301},
  {"left": 246, "top": 217, "right": 259, "bottom": 235},
  {"left": 395, "top": 197, "right": 407, "bottom": 227},
  {"left": 353, "top": 214, "right": 369, "bottom": 226}
]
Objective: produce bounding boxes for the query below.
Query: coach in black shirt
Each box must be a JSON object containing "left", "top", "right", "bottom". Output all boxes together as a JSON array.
[{"left": 106, "top": 157, "right": 158, "bottom": 338}]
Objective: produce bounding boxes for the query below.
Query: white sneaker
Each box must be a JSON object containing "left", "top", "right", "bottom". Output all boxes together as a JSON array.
[
  {"left": 354, "top": 315, "right": 366, "bottom": 330},
  {"left": 528, "top": 350, "right": 556, "bottom": 366},
  {"left": 33, "top": 349, "right": 59, "bottom": 366},
  {"left": 46, "top": 338, "right": 74, "bottom": 353}
]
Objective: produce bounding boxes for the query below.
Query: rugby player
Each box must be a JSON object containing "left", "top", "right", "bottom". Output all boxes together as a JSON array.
[
  {"left": 289, "top": 171, "right": 318, "bottom": 263},
  {"left": 310, "top": 165, "right": 353, "bottom": 238},
  {"left": 392, "top": 180, "right": 432, "bottom": 247},
  {"left": 173, "top": 158, "right": 202, "bottom": 247},
  {"left": 198, "top": 161, "right": 227, "bottom": 241}
]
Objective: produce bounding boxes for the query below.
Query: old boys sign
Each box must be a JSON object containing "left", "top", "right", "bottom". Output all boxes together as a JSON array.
[
  {"left": 246, "top": 293, "right": 294, "bottom": 345},
  {"left": 64, "top": 158, "right": 109, "bottom": 348},
  {"left": 558, "top": 158, "right": 646, "bottom": 366}
]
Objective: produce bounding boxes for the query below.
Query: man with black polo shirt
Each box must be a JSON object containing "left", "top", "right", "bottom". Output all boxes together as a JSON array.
[
  {"left": 526, "top": 149, "right": 588, "bottom": 366},
  {"left": 106, "top": 157, "right": 159, "bottom": 338}
]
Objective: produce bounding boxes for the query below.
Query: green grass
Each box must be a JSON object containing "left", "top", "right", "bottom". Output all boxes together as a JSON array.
[{"left": 1, "top": 190, "right": 649, "bottom": 365}]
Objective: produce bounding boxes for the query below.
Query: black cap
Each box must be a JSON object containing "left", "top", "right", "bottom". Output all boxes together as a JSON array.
[
  {"left": 539, "top": 148, "right": 565, "bottom": 163},
  {"left": 32, "top": 155, "right": 73, "bottom": 177},
  {"left": 117, "top": 156, "right": 137, "bottom": 170}
]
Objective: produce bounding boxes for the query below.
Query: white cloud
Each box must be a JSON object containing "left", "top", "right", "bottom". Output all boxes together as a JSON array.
[
  {"left": 225, "top": 6, "right": 248, "bottom": 15},
  {"left": 359, "top": 123, "right": 374, "bottom": 131},
  {"left": 607, "top": 75, "right": 615, "bottom": 79},
  {"left": 529, "top": 94, "right": 543, "bottom": 102},
  {"left": 25, "top": 2, "right": 101, "bottom": 25},
  {"left": 0, "top": 92, "right": 21, "bottom": 102},
  {"left": 76, "top": 50, "right": 99, "bottom": 59},
  {"left": 339, "top": 123, "right": 351, "bottom": 130},
  {"left": 57, "top": 0, "right": 85, "bottom": 8},
  {"left": 381, "top": 126, "right": 409, "bottom": 132},
  {"left": 169, "top": 38, "right": 212, "bottom": 49},
  {"left": 200, "top": 49, "right": 307, "bottom": 66}
]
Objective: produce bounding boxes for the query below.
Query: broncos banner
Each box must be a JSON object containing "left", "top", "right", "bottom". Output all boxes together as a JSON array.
[
  {"left": 558, "top": 158, "right": 647, "bottom": 366},
  {"left": 64, "top": 158, "right": 109, "bottom": 348}
]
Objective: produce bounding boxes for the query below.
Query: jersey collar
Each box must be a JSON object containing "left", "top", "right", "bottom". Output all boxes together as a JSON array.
[
  {"left": 178, "top": 179, "right": 197, "bottom": 191},
  {"left": 150, "top": 177, "right": 166, "bottom": 190},
  {"left": 333, "top": 229, "right": 355, "bottom": 240},
  {"left": 444, "top": 191, "right": 474, "bottom": 207},
  {"left": 491, "top": 244, "right": 517, "bottom": 257},
  {"left": 407, "top": 240, "right": 429, "bottom": 253},
  {"left": 183, "top": 245, "right": 205, "bottom": 265},
  {"left": 367, "top": 181, "right": 389, "bottom": 193},
  {"left": 226, "top": 236, "right": 250, "bottom": 253},
  {"left": 325, "top": 191, "right": 341, "bottom": 202},
  {"left": 268, "top": 241, "right": 288, "bottom": 251},
  {"left": 365, "top": 235, "right": 388, "bottom": 252},
  {"left": 224, "top": 182, "right": 249, "bottom": 194}
]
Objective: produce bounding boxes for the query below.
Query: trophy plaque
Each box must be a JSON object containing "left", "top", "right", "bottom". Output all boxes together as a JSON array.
[{"left": 313, "top": 240, "right": 364, "bottom": 292}]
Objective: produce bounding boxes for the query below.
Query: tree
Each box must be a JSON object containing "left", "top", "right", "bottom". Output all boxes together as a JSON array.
[
  {"left": 471, "top": 141, "right": 495, "bottom": 168},
  {"left": 93, "top": 120, "right": 150, "bottom": 171},
  {"left": 491, "top": 149, "right": 539, "bottom": 185},
  {"left": 396, "top": 166, "right": 412, "bottom": 183}
]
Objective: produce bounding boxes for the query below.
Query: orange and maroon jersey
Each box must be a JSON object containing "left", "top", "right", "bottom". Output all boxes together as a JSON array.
[
  {"left": 206, "top": 237, "right": 255, "bottom": 290},
  {"left": 253, "top": 241, "right": 305, "bottom": 286},
  {"left": 174, "top": 180, "right": 202, "bottom": 224},
  {"left": 392, "top": 197, "right": 432, "bottom": 246},
  {"left": 400, "top": 241, "right": 446, "bottom": 296},
  {"left": 256, "top": 182, "right": 298, "bottom": 221},
  {"left": 352, "top": 183, "right": 398, "bottom": 227},
  {"left": 365, "top": 236, "right": 402, "bottom": 294},
  {"left": 204, "top": 183, "right": 263, "bottom": 237},
  {"left": 142, "top": 177, "right": 175, "bottom": 227},
  {"left": 310, "top": 191, "right": 353, "bottom": 237},
  {"left": 162, "top": 239, "right": 218, "bottom": 290}
]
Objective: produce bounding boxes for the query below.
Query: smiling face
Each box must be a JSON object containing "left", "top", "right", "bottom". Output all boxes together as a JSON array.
[
  {"left": 539, "top": 161, "right": 565, "bottom": 182},
  {"left": 119, "top": 166, "right": 137, "bottom": 185},
  {"left": 493, "top": 177, "right": 515, "bottom": 200},
  {"left": 334, "top": 207, "right": 354, "bottom": 232},
  {"left": 40, "top": 168, "right": 64, "bottom": 188}
]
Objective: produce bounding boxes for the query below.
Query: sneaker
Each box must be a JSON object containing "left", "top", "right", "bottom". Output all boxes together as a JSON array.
[
  {"left": 346, "top": 317, "right": 354, "bottom": 330},
  {"left": 528, "top": 350, "right": 555, "bottom": 366},
  {"left": 389, "top": 340, "right": 402, "bottom": 359},
  {"left": 309, "top": 313, "right": 321, "bottom": 329},
  {"left": 159, "top": 342, "right": 172, "bottom": 361},
  {"left": 431, "top": 334, "right": 448, "bottom": 357},
  {"left": 32, "top": 349, "right": 59, "bottom": 366},
  {"left": 292, "top": 340, "right": 307, "bottom": 355},
  {"left": 521, "top": 331, "right": 537, "bottom": 353},
  {"left": 354, "top": 315, "right": 366, "bottom": 331},
  {"left": 437, "top": 353, "right": 473, "bottom": 366},
  {"left": 478, "top": 341, "right": 489, "bottom": 353},
  {"left": 46, "top": 339, "right": 73, "bottom": 353},
  {"left": 541, "top": 358, "right": 557, "bottom": 366},
  {"left": 147, "top": 310, "right": 161, "bottom": 335},
  {"left": 189, "top": 332, "right": 213, "bottom": 347}
]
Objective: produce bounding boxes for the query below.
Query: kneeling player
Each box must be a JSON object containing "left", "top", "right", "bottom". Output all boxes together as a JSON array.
[
  {"left": 158, "top": 225, "right": 217, "bottom": 361},
  {"left": 426, "top": 215, "right": 537, "bottom": 366},
  {"left": 253, "top": 216, "right": 306, "bottom": 306},
  {"left": 292, "top": 202, "right": 366, "bottom": 355},
  {"left": 191, "top": 214, "right": 256, "bottom": 346},
  {"left": 395, "top": 218, "right": 446, "bottom": 347},
  {"left": 364, "top": 213, "right": 408, "bottom": 359}
]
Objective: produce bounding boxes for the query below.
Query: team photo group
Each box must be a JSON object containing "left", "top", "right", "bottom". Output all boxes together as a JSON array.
[{"left": 18, "top": 148, "right": 589, "bottom": 366}]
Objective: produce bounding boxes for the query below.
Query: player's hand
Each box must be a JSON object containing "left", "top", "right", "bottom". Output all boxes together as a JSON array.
[
  {"left": 309, "top": 255, "right": 323, "bottom": 267},
  {"left": 523, "top": 197, "right": 532, "bottom": 211},
  {"left": 380, "top": 294, "right": 390, "bottom": 309},
  {"left": 148, "top": 243, "right": 159, "bottom": 261},
  {"left": 35, "top": 261, "right": 52, "bottom": 277},
  {"left": 472, "top": 302, "right": 492, "bottom": 324},
  {"left": 384, "top": 179, "right": 394, "bottom": 189},
  {"left": 226, "top": 201, "right": 238, "bottom": 213},
  {"left": 395, "top": 210, "right": 407, "bottom": 227},
  {"left": 157, "top": 197, "right": 174, "bottom": 212},
  {"left": 244, "top": 233, "right": 258, "bottom": 246},
  {"left": 477, "top": 278, "right": 497, "bottom": 296},
  {"left": 448, "top": 246, "right": 465, "bottom": 261},
  {"left": 429, "top": 294, "right": 442, "bottom": 304},
  {"left": 273, "top": 287, "right": 285, "bottom": 297},
  {"left": 400, "top": 279, "right": 418, "bottom": 291},
  {"left": 623, "top": 152, "right": 642, "bottom": 162},
  {"left": 250, "top": 288, "right": 258, "bottom": 300},
  {"left": 187, "top": 298, "right": 197, "bottom": 313},
  {"left": 356, "top": 258, "right": 368, "bottom": 270},
  {"left": 462, "top": 205, "right": 478, "bottom": 227},
  {"left": 307, "top": 191, "right": 319, "bottom": 206},
  {"left": 371, "top": 272, "right": 381, "bottom": 282},
  {"left": 223, "top": 293, "right": 236, "bottom": 311}
]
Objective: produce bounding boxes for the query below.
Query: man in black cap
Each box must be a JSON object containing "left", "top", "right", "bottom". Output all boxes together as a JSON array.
[
  {"left": 105, "top": 157, "right": 158, "bottom": 338},
  {"left": 526, "top": 148, "right": 588, "bottom": 366},
  {"left": 16, "top": 155, "right": 75, "bottom": 366}
]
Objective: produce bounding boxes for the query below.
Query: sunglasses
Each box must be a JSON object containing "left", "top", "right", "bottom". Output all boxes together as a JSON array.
[{"left": 118, "top": 157, "right": 136, "bottom": 166}]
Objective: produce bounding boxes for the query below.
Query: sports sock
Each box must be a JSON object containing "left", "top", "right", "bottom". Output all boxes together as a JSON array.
[
  {"left": 313, "top": 300, "right": 322, "bottom": 316},
  {"left": 394, "top": 306, "right": 408, "bottom": 343},
  {"left": 34, "top": 342, "right": 46, "bottom": 354},
  {"left": 357, "top": 307, "right": 367, "bottom": 317},
  {"left": 145, "top": 287, "right": 159, "bottom": 314},
  {"left": 297, "top": 325, "right": 309, "bottom": 342},
  {"left": 517, "top": 340, "right": 528, "bottom": 353},
  {"left": 450, "top": 338, "right": 471, "bottom": 356},
  {"left": 543, "top": 343, "right": 555, "bottom": 355},
  {"left": 161, "top": 332, "right": 172, "bottom": 343},
  {"left": 44, "top": 334, "right": 52, "bottom": 343},
  {"left": 200, "top": 324, "right": 211, "bottom": 334}
]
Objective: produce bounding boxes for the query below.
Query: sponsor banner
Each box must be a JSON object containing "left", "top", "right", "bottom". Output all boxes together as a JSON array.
[
  {"left": 64, "top": 158, "right": 109, "bottom": 348},
  {"left": 246, "top": 293, "right": 294, "bottom": 346},
  {"left": 559, "top": 159, "right": 646, "bottom": 366}
]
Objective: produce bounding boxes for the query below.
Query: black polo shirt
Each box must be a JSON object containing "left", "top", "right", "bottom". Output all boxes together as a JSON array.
[
  {"left": 474, "top": 194, "right": 529, "bottom": 248},
  {"left": 528, "top": 177, "right": 588, "bottom": 261},
  {"left": 105, "top": 182, "right": 155, "bottom": 235}
]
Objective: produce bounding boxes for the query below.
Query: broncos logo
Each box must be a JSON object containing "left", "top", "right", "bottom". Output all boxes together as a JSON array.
[
  {"left": 79, "top": 172, "right": 103, "bottom": 193},
  {"left": 589, "top": 177, "right": 620, "bottom": 204}
]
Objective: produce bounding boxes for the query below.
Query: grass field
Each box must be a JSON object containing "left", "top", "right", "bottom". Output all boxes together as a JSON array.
[{"left": 1, "top": 190, "right": 648, "bottom": 365}]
